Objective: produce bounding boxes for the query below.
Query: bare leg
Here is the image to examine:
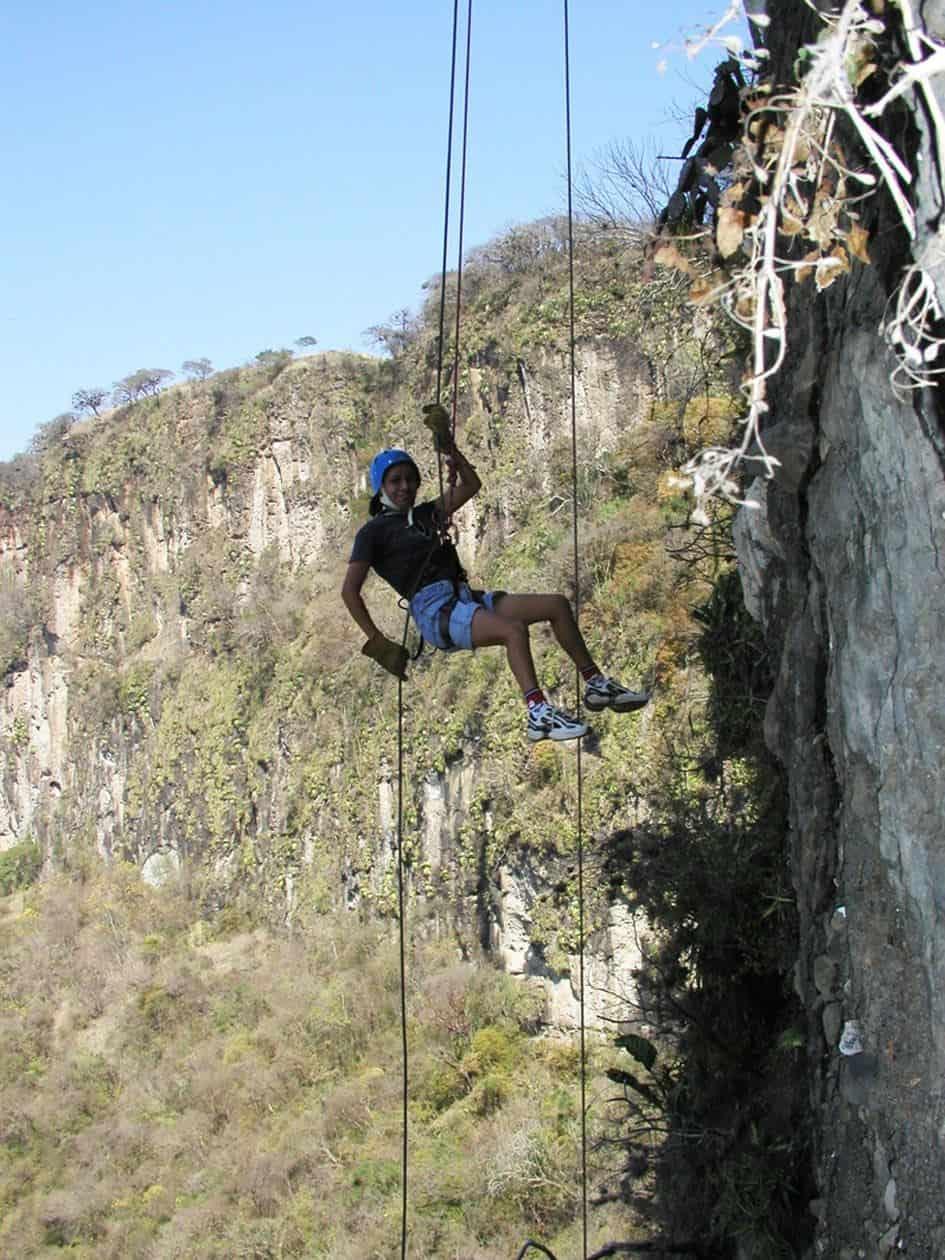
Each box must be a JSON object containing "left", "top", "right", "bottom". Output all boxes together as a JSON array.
[
  {"left": 491, "top": 593, "right": 597, "bottom": 674},
  {"left": 469, "top": 607, "right": 540, "bottom": 693}
]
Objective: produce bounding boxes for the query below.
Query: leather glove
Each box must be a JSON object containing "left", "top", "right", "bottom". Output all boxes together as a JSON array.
[
  {"left": 362, "top": 632, "right": 408, "bottom": 680},
  {"left": 422, "top": 402, "right": 452, "bottom": 451}
]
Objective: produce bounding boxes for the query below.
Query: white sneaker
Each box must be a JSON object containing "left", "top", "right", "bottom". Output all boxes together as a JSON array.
[
  {"left": 583, "top": 675, "right": 650, "bottom": 713},
  {"left": 527, "top": 701, "right": 589, "bottom": 742}
]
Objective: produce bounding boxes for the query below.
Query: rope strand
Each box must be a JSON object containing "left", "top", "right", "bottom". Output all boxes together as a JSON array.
[
  {"left": 396, "top": 678, "right": 409, "bottom": 1260},
  {"left": 433, "top": 0, "right": 463, "bottom": 516},
  {"left": 448, "top": 0, "right": 474, "bottom": 484},
  {"left": 563, "top": 2, "right": 589, "bottom": 1256},
  {"left": 435, "top": 0, "right": 462, "bottom": 409},
  {"left": 395, "top": 6, "right": 472, "bottom": 1256}
]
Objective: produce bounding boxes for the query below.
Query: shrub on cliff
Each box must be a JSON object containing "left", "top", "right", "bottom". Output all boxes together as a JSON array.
[
  {"left": 0, "top": 575, "right": 39, "bottom": 676},
  {"left": 0, "top": 839, "right": 41, "bottom": 893}
]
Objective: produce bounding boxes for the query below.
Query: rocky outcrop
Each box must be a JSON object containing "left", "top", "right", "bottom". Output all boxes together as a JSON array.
[{"left": 734, "top": 2, "right": 945, "bottom": 1252}]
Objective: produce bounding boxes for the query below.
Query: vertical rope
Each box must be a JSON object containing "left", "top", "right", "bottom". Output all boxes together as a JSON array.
[
  {"left": 433, "top": 0, "right": 463, "bottom": 515},
  {"left": 448, "top": 0, "right": 474, "bottom": 474},
  {"left": 396, "top": 677, "right": 409, "bottom": 1260},
  {"left": 394, "top": 8, "right": 470, "bottom": 1256},
  {"left": 563, "top": 2, "right": 589, "bottom": 1257},
  {"left": 435, "top": 0, "right": 461, "bottom": 410},
  {"left": 432, "top": 0, "right": 472, "bottom": 528}
]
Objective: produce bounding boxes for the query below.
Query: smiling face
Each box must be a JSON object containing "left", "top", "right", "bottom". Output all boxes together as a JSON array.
[{"left": 382, "top": 461, "right": 420, "bottom": 509}]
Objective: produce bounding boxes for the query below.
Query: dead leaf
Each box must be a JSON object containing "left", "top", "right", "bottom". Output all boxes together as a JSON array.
[
  {"left": 653, "top": 243, "right": 694, "bottom": 276},
  {"left": 796, "top": 248, "right": 821, "bottom": 284},
  {"left": 781, "top": 198, "right": 806, "bottom": 236},
  {"left": 815, "top": 245, "right": 850, "bottom": 291},
  {"left": 809, "top": 198, "right": 840, "bottom": 249},
  {"left": 716, "top": 207, "right": 747, "bottom": 259},
  {"left": 688, "top": 276, "right": 715, "bottom": 304},
  {"left": 847, "top": 223, "right": 871, "bottom": 264},
  {"left": 734, "top": 292, "right": 755, "bottom": 320},
  {"left": 762, "top": 126, "right": 786, "bottom": 158},
  {"left": 855, "top": 60, "right": 878, "bottom": 87}
]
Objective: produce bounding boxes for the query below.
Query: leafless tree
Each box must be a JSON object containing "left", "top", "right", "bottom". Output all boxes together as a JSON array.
[
  {"left": 30, "top": 413, "right": 77, "bottom": 453},
  {"left": 181, "top": 358, "right": 213, "bottom": 380},
  {"left": 468, "top": 217, "right": 569, "bottom": 275},
  {"left": 72, "top": 387, "right": 108, "bottom": 417},
  {"left": 112, "top": 369, "right": 173, "bottom": 405},
  {"left": 364, "top": 308, "right": 418, "bottom": 357},
  {"left": 575, "top": 138, "right": 676, "bottom": 238}
]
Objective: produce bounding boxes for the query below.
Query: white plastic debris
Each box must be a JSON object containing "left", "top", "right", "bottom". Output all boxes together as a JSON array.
[{"left": 839, "top": 1020, "right": 864, "bottom": 1056}]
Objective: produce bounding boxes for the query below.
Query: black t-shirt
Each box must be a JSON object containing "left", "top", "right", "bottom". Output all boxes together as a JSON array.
[{"left": 349, "top": 501, "right": 464, "bottom": 599}]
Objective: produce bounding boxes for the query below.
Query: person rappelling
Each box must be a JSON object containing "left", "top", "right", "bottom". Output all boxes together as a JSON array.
[{"left": 341, "top": 403, "right": 649, "bottom": 743}]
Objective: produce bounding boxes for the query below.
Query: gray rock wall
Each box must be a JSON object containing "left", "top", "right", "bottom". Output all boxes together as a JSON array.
[{"left": 736, "top": 2, "right": 945, "bottom": 1250}]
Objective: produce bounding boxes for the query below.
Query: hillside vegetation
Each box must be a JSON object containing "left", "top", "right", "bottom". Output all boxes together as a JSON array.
[
  {"left": 0, "top": 864, "right": 642, "bottom": 1258},
  {"left": 0, "top": 219, "right": 810, "bottom": 1255}
]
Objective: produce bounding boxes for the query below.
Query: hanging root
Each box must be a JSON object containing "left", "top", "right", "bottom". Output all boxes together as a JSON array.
[
  {"left": 882, "top": 263, "right": 945, "bottom": 393},
  {"left": 659, "top": 0, "right": 945, "bottom": 514}
]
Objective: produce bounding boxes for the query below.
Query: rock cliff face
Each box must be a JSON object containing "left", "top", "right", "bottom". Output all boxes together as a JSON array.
[
  {"left": 733, "top": 1, "right": 945, "bottom": 1252},
  {"left": 0, "top": 337, "right": 669, "bottom": 1028}
]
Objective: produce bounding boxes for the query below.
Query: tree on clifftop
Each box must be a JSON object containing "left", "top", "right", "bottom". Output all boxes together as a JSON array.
[
  {"left": 181, "top": 358, "right": 213, "bottom": 380},
  {"left": 72, "top": 387, "right": 108, "bottom": 417},
  {"left": 364, "top": 308, "right": 417, "bottom": 356},
  {"left": 112, "top": 368, "right": 174, "bottom": 405}
]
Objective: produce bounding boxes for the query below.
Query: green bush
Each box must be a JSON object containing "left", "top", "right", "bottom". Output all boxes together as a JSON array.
[
  {"left": 0, "top": 840, "right": 42, "bottom": 894},
  {"left": 472, "top": 1070, "right": 509, "bottom": 1115}
]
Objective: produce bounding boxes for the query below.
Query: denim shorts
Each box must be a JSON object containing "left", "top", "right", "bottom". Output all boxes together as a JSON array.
[{"left": 409, "top": 579, "right": 502, "bottom": 652}]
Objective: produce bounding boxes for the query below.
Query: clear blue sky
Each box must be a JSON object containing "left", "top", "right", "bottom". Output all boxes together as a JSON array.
[{"left": 0, "top": 1, "right": 743, "bottom": 461}]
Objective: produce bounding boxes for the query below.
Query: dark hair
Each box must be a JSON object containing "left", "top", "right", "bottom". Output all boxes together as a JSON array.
[{"left": 369, "top": 491, "right": 383, "bottom": 517}]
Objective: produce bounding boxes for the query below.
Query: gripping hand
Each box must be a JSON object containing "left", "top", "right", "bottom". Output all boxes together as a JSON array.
[
  {"left": 362, "top": 632, "right": 409, "bottom": 680},
  {"left": 422, "top": 402, "right": 452, "bottom": 452}
]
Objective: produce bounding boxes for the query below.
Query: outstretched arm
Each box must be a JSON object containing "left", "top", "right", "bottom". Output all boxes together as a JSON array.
[{"left": 437, "top": 443, "right": 481, "bottom": 517}]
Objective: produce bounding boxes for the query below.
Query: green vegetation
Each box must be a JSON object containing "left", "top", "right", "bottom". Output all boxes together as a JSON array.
[
  {"left": 598, "top": 559, "right": 811, "bottom": 1256},
  {"left": 0, "top": 573, "right": 38, "bottom": 678},
  {"left": 0, "top": 862, "right": 636, "bottom": 1258},
  {"left": 0, "top": 840, "right": 41, "bottom": 894},
  {"left": 0, "top": 218, "right": 808, "bottom": 1252}
]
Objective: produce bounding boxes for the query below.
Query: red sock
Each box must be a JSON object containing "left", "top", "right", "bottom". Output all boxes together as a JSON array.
[
  {"left": 580, "top": 664, "right": 602, "bottom": 682},
  {"left": 524, "top": 688, "right": 545, "bottom": 708}
]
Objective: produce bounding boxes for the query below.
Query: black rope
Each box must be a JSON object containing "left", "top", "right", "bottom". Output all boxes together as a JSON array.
[
  {"left": 516, "top": 1243, "right": 559, "bottom": 1260},
  {"left": 393, "top": 5, "right": 472, "bottom": 1256},
  {"left": 514, "top": 11, "right": 588, "bottom": 1259},
  {"left": 396, "top": 676, "right": 409, "bottom": 1260},
  {"left": 434, "top": 0, "right": 460, "bottom": 406},
  {"left": 448, "top": 0, "right": 473, "bottom": 473},
  {"left": 563, "top": 3, "right": 589, "bottom": 1257},
  {"left": 433, "top": 0, "right": 462, "bottom": 516}
]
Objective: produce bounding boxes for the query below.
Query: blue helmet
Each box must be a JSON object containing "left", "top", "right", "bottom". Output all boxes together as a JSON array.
[{"left": 369, "top": 448, "right": 419, "bottom": 495}]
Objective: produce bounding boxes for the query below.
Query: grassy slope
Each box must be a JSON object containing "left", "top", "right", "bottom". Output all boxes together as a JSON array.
[{"left": 0, "top": 866, "right": 642, "bottom": 1258}]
